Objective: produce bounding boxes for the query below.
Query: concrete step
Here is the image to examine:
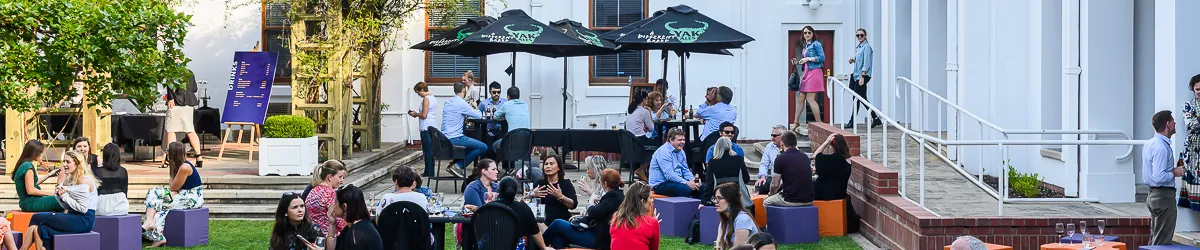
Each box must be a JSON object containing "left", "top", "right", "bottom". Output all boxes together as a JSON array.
[{"left": 1175, "top": 232, "right": 1200, "bottom": 247}]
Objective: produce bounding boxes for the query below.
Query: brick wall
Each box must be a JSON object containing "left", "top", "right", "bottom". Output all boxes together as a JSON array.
[
  {"left": 811, "top": 123, "right": 1152, "bottom": 250},
  {"left": 808, "top": 122, "right": 862, "bottom": 155}
]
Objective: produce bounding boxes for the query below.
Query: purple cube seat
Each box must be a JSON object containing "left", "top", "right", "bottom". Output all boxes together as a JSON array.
[
  {"left": 1, "top": 232, "right": 22, "bottom": 250},
  {"left": 53, "top": 231, "right": 99, "bottom": 250},
  {"left": 765, "top": 205, "right": 818, "bottom": 244},
  {"left": 699, "top": 206, "right": 718, "bottom": 245},
  {"left": 164, "top": 208, "right": 209, "bottom": 247},
  {"left": 95, "top": 215, "right": 141, "bottom": 250},
  {"left": 1139, "top": 245, "right": 1200, "bottom": 250},
  {"left": 653, "top": 197, "right": 700, "bottom": 237}
]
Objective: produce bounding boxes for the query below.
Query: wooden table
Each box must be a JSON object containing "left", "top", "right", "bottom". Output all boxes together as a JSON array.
[{"left": 1039, "top": 242, "right": 1126, "bottom": 250}]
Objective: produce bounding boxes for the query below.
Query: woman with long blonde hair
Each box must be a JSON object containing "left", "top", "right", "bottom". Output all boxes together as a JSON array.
[
  {"left": 608, "top": 182, "right": 659, "bottom": 250},
  {"left": 23, "top": 151, "right": 99, "bottom": 250}
]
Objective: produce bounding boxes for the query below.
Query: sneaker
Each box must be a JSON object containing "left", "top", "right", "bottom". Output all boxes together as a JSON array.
[{"left": 446, "top": 167, "right": 465, "bottom": 178}]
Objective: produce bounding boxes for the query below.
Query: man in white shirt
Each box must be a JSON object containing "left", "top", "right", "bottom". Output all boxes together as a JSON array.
[
  {"left": 754, "top": 125, "right": 787, "bottom": 194},
  {"left": 376, "top": 166, "right": 429, "bottom": 213}
]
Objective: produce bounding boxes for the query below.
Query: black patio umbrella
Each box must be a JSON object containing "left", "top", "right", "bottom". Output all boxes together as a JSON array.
[
  {"left": 599, "top": 10, "right": 731, "bottom": 81},
  {"left": 452, "top": 9, "right": 600, "bottom": 87},
  {"left": 549, "top": 19, "right": 620, "bottom": 128},
  {"left": 409, "top": 16, "right": 497, "bottom": 54},
  {"left": 603, "top": 4, "right": 754, "bottom": 110}
]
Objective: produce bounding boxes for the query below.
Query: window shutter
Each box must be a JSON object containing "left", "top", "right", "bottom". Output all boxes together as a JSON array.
[
  {"left": 593, "top": 0, "right": 643, "bottom": 27},
  {"left": 428, "top": 52, "right": 481, "bottom": 79},
  {"left": 264, "top": 29, "right": 292, "bottom": 80},
  {"left": 429, "top": 0, "right": 482, "bottom": 27},
  {"left": 265, "top": 3, "right": 290, "bottom": 27},
  {"left": 593, "top": 51, "right": 644, "bottom": 79}
]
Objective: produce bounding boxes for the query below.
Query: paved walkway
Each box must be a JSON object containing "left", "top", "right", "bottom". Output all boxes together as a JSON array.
[{"left": 845, "top": 124, "right": 1146, "bottom": 217}]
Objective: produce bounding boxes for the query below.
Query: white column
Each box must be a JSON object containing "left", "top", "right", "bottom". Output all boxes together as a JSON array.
[
  {"left": 910, "top": 0, "right": 927, "bottom": 132},
  {"left": 1079, "top": 0, "right": 1135, "bottom": 203},
  {"left": 945, "top": 0, "right": 959, "bottom": 159},
  {"left": 881, "top": 0, "right": 896, "bottom": 119},
  {"left": 1060, "top": 0, "right": 1082, "bottom": 198}
]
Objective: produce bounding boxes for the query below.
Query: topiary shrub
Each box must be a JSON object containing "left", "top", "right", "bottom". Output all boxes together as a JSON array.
[{"left": 262, "top": 115, "right": 316, "bottom": 138}]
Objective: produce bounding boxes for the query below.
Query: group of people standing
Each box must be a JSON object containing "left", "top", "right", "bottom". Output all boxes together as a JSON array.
[
  {"left": 791, "top": 26, "right": 879, "bottom": 134},
  {"left": 5, "top": 137, "right": 203, "bottom": 249}
]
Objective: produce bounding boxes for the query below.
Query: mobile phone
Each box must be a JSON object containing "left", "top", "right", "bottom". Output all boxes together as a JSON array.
[{"left": 296, "top": 235, "right": 312, "bottom": 245}]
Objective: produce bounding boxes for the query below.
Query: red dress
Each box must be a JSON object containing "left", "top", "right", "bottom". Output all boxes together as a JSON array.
[
  {"left": 305, "top": 185, "right": 347, "bottom": 235},
  {"left": 609, "top": 216, "right": 660, "bottom": 250}
]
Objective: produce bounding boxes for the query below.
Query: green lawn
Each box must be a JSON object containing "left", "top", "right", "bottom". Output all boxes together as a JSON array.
[{"left": 145, "top": 220, "right": 862, "bottom": 249}]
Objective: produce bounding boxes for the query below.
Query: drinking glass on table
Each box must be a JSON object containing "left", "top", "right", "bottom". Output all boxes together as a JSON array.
[
  {"left": 1096, "top": 219, "right": 1106, "bottom": 246},
  {"left": 1079, "top": 221, "right": 1089, "bottom": 243},
  {"left": 1055, "top": 223, "right": 1065, "bottom": 246},
  {"left": 1066, "top": 223, "right": 1076, "bottom": 244}
]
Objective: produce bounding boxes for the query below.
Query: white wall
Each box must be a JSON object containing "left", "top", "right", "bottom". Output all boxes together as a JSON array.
[
  {"left": 383, "top": 0, "right": 868, "bottom": 143},
  {"left": 1079, "top": 0, "right": 1135, "bottom": 202},
  {"left": 1132, "top": 0, "right": 1154, "bottom": 185}
]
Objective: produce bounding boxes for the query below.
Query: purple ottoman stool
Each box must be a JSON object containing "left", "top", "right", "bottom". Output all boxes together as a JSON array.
[
  {"left": 95, "top": 215, "right": 140, "bottom": 250},
  {"left": 699, "top": 206, "right": 719, "bottom": 245},
  {"left": 52, "top": 231, "right": 99, "bottom": 250},
  {"left": 653, "top": 197, "right": 700, "bottom": 237},
  {"left": 1139, "top": 246, "right": 1200, "bottom": 250},
  {"left": 765, "top": 205, "right": 818, "bottom": 244},
  {"left": 164, "top": 208, "right": 209, "bottom": 247},
  {"left": 2, "top": 232, "right": 22, "bottom": 250}
]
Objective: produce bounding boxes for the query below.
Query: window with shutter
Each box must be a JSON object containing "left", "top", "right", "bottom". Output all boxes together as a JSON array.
[
  {"left": 262, "top": 1, "right": 292, "bottom": 85},
  {"left": 590, "top": 0, "right": 647, "bottom": 85},
  {"left": 426, "top": 0, "right": 485, "bottom": 85}
]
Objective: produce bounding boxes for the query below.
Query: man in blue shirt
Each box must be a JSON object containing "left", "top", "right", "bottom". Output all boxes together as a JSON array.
[
  {"left": 697, "top": 86, "right": 737, "bottom": 140},
  {"left": 705, "top": 122, "right": 745, "bottom": 163},
  {"left": 754, "top": 125, "right": 786, "bottom": 194},
  {"left": 848, "top": 28, "right": 880, "bottom": 127},
  {"left": 649, "top": 127, "right": 700, "bottom": 198},
  {"left": 1143, "top": 110, "right": 1187, "bottom": 245},
  {"left": 491, "top": 86, "right": 530, "bottom": 151},
  {"left": 479, "top": 81, "right": 507, "bottom": 136},
  {"left": 441, "top": 81, "right": 488, "bottom": 177}
]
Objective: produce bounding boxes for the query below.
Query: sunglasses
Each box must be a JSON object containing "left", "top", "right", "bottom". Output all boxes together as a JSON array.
[
  {"left": 803, "top": 32, "right": 812, "bottom": 34},
  {"left": 770, "top": 134, "right": 781, "bottom": 138},
  {"left": 282, "top": 191, "right": 298, "bottom": 198},
  {"left": 721, "top": 130, "right": 735, "bottom": 134},
  {"left": 856, "top": 34, "right": 865, "bottom": 37},
  {"left": 490, "top": 91, "right": 501, "bottom": 94}
]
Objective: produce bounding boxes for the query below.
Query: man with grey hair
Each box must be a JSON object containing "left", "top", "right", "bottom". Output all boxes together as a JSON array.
[
  {"left": 755, "top": 125, "right": 787, "bottom": 194},
  {"left": 948, "top": 236, "right": 988, "bottom": 250}
]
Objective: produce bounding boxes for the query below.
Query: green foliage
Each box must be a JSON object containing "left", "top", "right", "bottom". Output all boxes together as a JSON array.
[
  {"left": 263, "top": 115, "right": 316, "bottom": 138},
  {"left": 1006, "top": 160, "right": 1044, "bottom": 198},
  {"left": 0, "top": 0, "right": 192, "bottom": 113}
]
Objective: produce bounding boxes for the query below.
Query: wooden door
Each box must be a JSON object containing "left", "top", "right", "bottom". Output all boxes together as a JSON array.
[{"left": 787, "top": 30, "right": 834, "bottom": 124}]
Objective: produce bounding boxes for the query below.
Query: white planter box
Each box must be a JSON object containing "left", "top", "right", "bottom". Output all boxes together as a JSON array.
[{"left": 258, "top": 136, "right": 318, "bottom": 176}]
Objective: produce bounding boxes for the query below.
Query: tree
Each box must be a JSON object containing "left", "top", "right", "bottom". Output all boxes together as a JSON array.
[{"left": 0, "top": 0, "right": 192, "bottom": 114}]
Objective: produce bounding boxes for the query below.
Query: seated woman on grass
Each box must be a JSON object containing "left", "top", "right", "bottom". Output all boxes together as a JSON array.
[
  {"left": 270, "top": 192, "right": 321, "bottom": 250},
  {"left": 142, "top": 142, "right": 205, "bottom": 247},
  {"left": 23, "top": 151, "right": 99, "bottom": 250},
  {"left": 12, "top": 140, "right": 64, "bottom": 212}
]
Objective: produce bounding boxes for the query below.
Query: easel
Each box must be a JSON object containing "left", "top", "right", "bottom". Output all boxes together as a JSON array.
[{"left": 217, "top": 122, "right": 259, "bottom": 162}]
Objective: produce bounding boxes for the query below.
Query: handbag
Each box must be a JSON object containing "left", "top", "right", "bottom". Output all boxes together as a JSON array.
[{"left": 788, "top": 60, "right": 805, "bottom": 91}]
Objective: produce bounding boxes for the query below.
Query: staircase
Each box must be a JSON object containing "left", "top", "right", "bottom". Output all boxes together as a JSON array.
[{"left": 0, "top": 144, "right": 420, "bottom": 219}]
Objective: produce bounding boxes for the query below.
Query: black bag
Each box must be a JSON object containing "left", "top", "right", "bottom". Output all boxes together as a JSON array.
[
  {"left": 685, "top": 215, "right": 702, "bottom": 244},
  {"left": 788, "top": 70, "right": 801, "bottom": 91}
]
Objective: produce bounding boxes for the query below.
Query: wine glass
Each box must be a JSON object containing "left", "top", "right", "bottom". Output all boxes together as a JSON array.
[
  {"left": 1097, "top": 220, "right": 1106, "bottom": 246},
  {"left": 1079, "top": 220, "right": 1089, "bottom": 246},
  {"left": 1055, "top": 223, "right": 1065, "bottom": 246},
  {"left": 1066, "top": 223, "right": 1076, "bottom": 245}
]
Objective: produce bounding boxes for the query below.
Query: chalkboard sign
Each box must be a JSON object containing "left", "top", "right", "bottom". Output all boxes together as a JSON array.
[{"left": 221, "top": 51, "right": 279, "bottom": 124}]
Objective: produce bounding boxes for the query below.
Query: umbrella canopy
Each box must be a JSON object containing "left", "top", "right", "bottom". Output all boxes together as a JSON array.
[
  {"left": 549, "top": 19, "right": 620, "bottom": 57},
  {"left": 606, "top": 5, "right": 754, "bottom": 52},
  {"left": 409, "top": 16, "right": 497, "bottom": 54},
  {"left": 450, "top": 9, "right": 598, "bottom": 58}
]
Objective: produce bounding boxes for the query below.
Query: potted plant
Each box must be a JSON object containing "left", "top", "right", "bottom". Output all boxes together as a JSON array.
[{"left": 259, "top": 115, "right": 318, "bottom": 176}]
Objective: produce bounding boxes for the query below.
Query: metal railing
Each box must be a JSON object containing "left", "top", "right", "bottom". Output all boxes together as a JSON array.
[{"left": 823, "top": 76, "right": 1145, "bottom": 215}]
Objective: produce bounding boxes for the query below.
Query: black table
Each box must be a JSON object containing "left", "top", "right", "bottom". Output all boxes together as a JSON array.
[
  {"left": 429, "top": 214, "right": 546, "bottom": 250},
  {"left": 111, "top": 114, "right": 166, "bottom": 146},
  {"left": 656, "top": 119, "right": 703, "bottom": 143},
  {"left": 466, "top": 118, "right": 508, "bottom": 146}
]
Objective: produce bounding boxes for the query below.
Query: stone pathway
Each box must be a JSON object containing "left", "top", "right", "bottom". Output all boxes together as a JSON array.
[{"left": 846, "top": 124, "right": 1146, "bottom": 217}]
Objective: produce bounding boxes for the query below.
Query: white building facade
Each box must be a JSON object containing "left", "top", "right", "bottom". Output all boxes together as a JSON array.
[{"left": 167, "top": 0, "right": 1200, "bottom": 204}]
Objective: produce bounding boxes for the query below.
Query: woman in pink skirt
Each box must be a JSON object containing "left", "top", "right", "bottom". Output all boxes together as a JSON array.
[{"left": 792, "top": 26, "right": 826, "bottom": 128}]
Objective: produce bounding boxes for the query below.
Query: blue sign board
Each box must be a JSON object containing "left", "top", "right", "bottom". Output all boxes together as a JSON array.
[{"left": 221, "top": 51, "right": 279, "bottom": 124}]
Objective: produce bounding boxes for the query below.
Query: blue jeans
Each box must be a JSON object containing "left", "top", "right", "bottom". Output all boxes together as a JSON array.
[
  {"left": 449, "top": 136, "right": 488, "bottom": 170},
  {"left": 542, "top": 219, "right": 595, "bottom": 249},
  {"left": 491, "top": 139, "right": 503, "bottom": 153},
  {"left": 653, "top": 181, "right": 697, "bottom": 198},
  {"left": 420, "top": 130, "right": 435, "bottom": 177}
]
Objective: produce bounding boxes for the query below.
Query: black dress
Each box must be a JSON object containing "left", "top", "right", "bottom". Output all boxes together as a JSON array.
[
  {"left": 583, "top": 189, "right": 624, "bottom": 250},
  {"left": 335, "top": 220, "right": 384, "bottom": 250},
  {"left": 536, "top": 179, "right": 577, "bottom": 224},
  {"left": 813, "top": 153, "right": 860, "bottom": 233}
]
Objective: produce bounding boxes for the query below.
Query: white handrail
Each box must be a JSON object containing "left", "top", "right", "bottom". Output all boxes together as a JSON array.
[{"left": 824, "top": 76, "right": 1145, "bottom": 215}]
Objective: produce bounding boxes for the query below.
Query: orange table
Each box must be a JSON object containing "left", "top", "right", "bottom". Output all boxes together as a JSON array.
[
  {"left": 1039, "top": 242, "right": 1125, "bottom": 250},
  {"left": 944, "top": 243, "right": 1012, "bottom": 250},
  {"left": 6, "top": 211, "right": 33, "bottom": 233}
]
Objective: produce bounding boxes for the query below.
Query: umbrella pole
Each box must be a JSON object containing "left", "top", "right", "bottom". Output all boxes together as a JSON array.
[
  {"left": 662, "top": 50, "right": 669, "bottom": 80},
  {"left": 511, "top": 52, "right": 517, "bottom": 88},
  {"left": 680, "top": 54, "right": 686, "bottom": 112},
  {"left": 563, "top": 57, "right": 568, "bottom": 129}
]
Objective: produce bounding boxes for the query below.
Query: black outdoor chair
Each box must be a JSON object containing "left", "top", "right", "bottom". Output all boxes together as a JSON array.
[
  {"left": 690, "top": 132, "right": 722, "bottom": 173},
  {"left": 470, "top": 203, "right": 521, "bottom": 250},
  {"left": 496, "top": 128, "right": 533, "bottom": 179},
  {"left": 618, "top": 130, "right": 657, "bottom": 183},
  {"left": 427, "top": 127, "right": 468, "bottom": 193},
  {"left": 376, "top": 201, "right": 431, "bottom": 250}
]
